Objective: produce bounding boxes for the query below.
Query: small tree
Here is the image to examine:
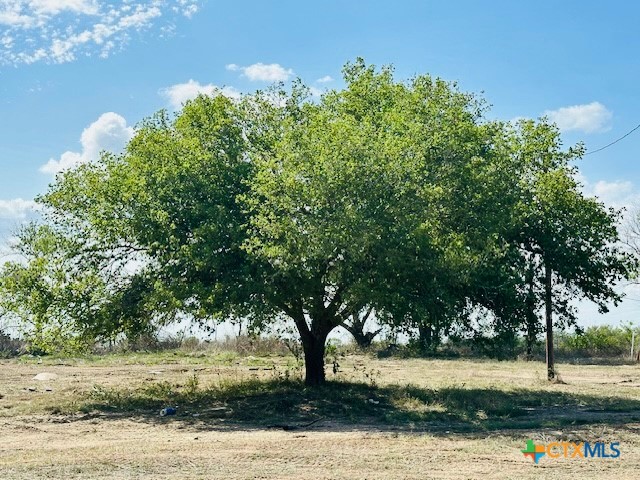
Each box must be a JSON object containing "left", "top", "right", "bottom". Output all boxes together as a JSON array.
[
  {"left": 0, "top": 224, "right": 166, "bottom": 353},
  {"left": 473, "top": 121, "right": 635, "bottom": 376}
]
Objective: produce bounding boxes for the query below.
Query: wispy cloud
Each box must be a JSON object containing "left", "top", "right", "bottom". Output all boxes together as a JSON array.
[
  {"left": 0, "top": 198, "right": 38, "bottom": 219},
  {"left": 592, "top": 180, "right": 634, "bottom": 204},
  {"left": 544, "top": 101, "right": 612, "bottom": 134},
  {"left": 316, "top": 75, "right": 333, "bottom": 83},
  {"left": 0, "top": 201, "right": 38, "bottom": 263},
  {"left": 226, "top": 62, "right": 294, "bottom": 82},
  {"left": 0, "top": 0, "right": 200, "bottom": 64},
  {"left": 308, "top": 86, "right": 323, "bottom": 97},
  {"left": 40, "top": 112, "right": 133, "bottom": 175},
  {"left": 159, "top": 79, "right": 241, "bottom": 109},
  {"left": 576, "top": 172, "right": 640, "bottom": 219}
]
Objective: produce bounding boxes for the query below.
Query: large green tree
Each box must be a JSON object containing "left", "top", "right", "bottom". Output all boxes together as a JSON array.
[{"left": 1, "top": 60, "right": 633, "bottom": 384}]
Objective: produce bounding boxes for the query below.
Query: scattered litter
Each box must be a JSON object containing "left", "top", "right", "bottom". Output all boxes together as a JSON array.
[
  {"left": 367, "top": 399, "right": 380, "bottom": 405},
  {"left": 33, "top": 373, "right": 58, "bottom": 381},
  {"left": 160, "top": 407, "right": 177, "bottom": 416},
  {"left": 209, "top": 407, "right": 228, "bottom": 414}
]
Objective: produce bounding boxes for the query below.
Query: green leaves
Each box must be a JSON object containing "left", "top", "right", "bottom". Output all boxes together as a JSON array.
[
  {"left": 468, "top": 118, "right": 634, "bottom": 339},
  {"left": 0, "top": 225, "right": 107, "bottom": 353},
  {"left": 0, "top": 59, "right": 634, "bottom": 368}
]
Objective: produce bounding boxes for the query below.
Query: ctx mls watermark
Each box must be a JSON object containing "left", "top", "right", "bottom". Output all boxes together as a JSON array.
[{"left": 522, "top": 439, "right": 620, "bottom": 463}]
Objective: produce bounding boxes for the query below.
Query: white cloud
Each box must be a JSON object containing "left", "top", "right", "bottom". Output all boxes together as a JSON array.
[
  {"left": 0, "top": 6, "right": 35, "bottom": 26},
  {"left": 592, "top": 179, "right": 640, "bottom": 218},
  {"left": 0, "top": 0, "right": 200, "bottom": 64},
  {"left": 544, "top": 101, "right": 612, "bottom": 134},
  {"left": 28, "top": 0, "right": 99, "bottom": 15},
  {"left": 593, "top": 180, "right": 634, "bottom": 205},
  {"left": 0, "top": 236, "right": 23, "bottom": 266},
  {"left": 159, "top": 79, "right": 242, "bottom": 110},
  {"left": 308, "top": 86, "right": 323, "bottom": 97},
  {"left": 40, "top": 112, "right": 133, "bottom": 175},
  {"left": 226, "top": 62, "right": 294, "bottom": 82},
  {"left": 174, "top": 0, "right": 198, "bottom": 18},
  {"left": 578, "top": 175, "right": 640, "bottom": 218},
  {"left": 0, "top": 198, "right": 38, "bottom": 219},
  {"left": 316, "top": 75, "right": 333, "bottom": 83},
  {"left": 509, "top": 116, "right": 529, "bottom": 125}
]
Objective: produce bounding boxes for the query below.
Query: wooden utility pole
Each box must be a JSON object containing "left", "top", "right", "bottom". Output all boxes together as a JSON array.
[{"left": 545, "top": 262, "right": 554, "bottom": 380}]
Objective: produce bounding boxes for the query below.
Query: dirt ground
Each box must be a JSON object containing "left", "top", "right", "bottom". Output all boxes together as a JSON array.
[{"left": 1, "top": 355, "right": 639, "bottom": 479}]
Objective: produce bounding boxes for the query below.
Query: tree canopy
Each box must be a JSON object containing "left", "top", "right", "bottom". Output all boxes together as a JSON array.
[{"left": 0, "top": 59, "right": 634, "bottom": 384}]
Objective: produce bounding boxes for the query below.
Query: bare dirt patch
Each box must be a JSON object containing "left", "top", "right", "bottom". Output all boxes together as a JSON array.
[{"left": 1, "top": 355, "right": 639, "bottom": 479}]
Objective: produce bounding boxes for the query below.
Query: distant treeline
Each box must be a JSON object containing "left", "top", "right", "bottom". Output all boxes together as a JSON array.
[{"left": 2, "top": 325, "right": 638, "bottom": 362}]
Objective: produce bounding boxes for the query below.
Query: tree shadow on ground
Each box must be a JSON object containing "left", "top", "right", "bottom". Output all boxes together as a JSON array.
[{"left": 54, "top": 377, "right": 640, "bottom": 435}]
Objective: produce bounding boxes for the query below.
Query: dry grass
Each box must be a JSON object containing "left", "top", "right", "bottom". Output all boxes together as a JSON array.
[{"left": 1, "top": 353, "right": 640, "bottom": 479}]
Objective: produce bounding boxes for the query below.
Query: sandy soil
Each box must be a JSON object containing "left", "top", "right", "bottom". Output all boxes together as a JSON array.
[{"left": 1, "top": 356, "right": 639, "bottom": 479}]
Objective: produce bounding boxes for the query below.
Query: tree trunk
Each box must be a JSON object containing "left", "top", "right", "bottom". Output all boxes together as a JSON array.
[
  {"left": 342, "top": 324, "right": 372, "bottom": 349},
  {"left": 352, "top": 330, "right": 379, "bottom": 349},
  {"left": 341, "top": 309, "right": 380, "bottom": 350},
  {"left": 418, "top": 322, "right": 436, "bottom": 353},
  {"left": 525, "top": 325, "right": 536, "bottom": 360},
  {"left": 340, "top": 320, "right": 382, "bottom": 350},
  {"left": 545, "top": 262, "right": 555, "bottom": 380},
  {"left": 284, "top": 294, "right": 341, "bottom": 386},
  {"left": 301, "top": 331, "right": 329, "bottom": 386},
  {"left": 525, "top": 263, "right": 537, "bottom": 360}
]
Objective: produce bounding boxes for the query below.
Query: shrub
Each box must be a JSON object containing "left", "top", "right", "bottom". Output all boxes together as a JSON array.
[
  {"left": 557, "top": 325, "right": 637, "bottom": 358},
  {"left": 0, "top": 330, "right": 25, "bottom": 357}
]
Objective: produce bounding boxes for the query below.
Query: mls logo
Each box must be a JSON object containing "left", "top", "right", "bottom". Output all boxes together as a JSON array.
[{"left": 522, "top": 440, "right": 546, "bottom": 464}]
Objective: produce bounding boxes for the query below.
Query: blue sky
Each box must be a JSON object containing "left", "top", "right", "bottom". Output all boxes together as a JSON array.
[{"left": 1, "top": 0, "right": 640, "bottom": 326}]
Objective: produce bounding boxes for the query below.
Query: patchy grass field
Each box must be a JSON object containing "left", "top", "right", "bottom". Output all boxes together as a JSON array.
[{"left": 1, "top": 352, "right": 640, "bottom": 479}]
